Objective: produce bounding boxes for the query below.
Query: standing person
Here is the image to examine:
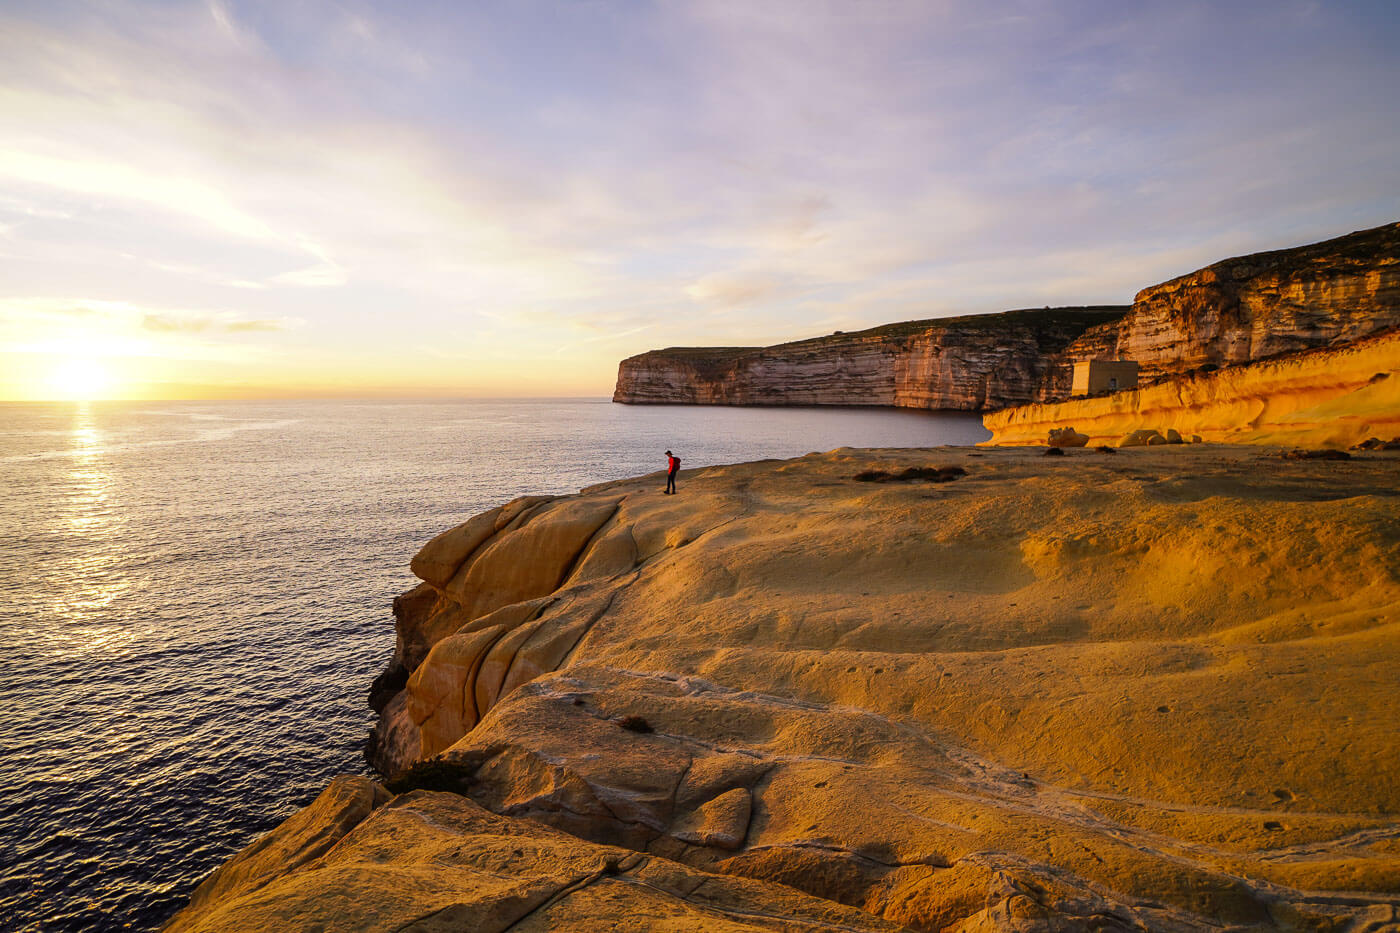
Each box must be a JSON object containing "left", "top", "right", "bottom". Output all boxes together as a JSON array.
[{"left": 664, "top": 450, "right": 679, "bottom": 494}]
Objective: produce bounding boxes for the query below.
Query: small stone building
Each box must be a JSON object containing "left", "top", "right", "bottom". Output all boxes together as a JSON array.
[{"left": 1072, "top": 360, "right": 1139, "bottom": 395}]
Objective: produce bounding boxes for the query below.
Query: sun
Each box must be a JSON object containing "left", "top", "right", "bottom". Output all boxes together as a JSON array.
[{"left": 47, "top": 358, "right": 114, "bottom": 400}]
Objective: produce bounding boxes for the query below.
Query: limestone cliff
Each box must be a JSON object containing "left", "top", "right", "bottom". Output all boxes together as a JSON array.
[
  {"left": 615, "top": 223, "right": 1400, "bottom": 412},
  {"left": 984, "top": 327, "right": 1400, "bottom": 448},
  {"left": 171, "top": 448, "right": 1400, "bottom": 931},
  {"left": 613, "top": 307, "right": 1129, "bottom": 410},
  {"left": 1064, "top": 221, "right": 1400, "bottom": 381}
]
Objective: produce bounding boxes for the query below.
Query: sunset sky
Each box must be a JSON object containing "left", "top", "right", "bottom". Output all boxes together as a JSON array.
[{"left": 2, "top": 0, "right": 1398, "bottom": 400}]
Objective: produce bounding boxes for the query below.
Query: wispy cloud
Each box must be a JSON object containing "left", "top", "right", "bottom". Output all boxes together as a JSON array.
[
  {"left": 142, "top": 311, "right": 291, "bottom": 333},
  {"left": 0, "top": 0, "right": 1397, "bottom": 397},
  {"left": 1, "top": 296, "right": 296, "bottom": 355}
]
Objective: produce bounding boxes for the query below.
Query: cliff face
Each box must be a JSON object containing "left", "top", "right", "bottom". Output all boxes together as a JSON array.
[
  {"left": 985, "top": 327, "right": 1400, "bottom": 449},
  {"left": 615, "top": 223, "right": 1400, "bottom": 411},
  {"left": 173, "top": 448, "right": 1400, "bottom": 931},
  {"left": 1067, "top": 221, "right": 1400, "bottom": 381},
  {"left": 613, "top": 307, "right": 1129, "bottom": 410}
]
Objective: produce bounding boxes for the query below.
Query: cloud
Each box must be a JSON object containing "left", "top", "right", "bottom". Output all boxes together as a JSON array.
[
  {"left": 141, "top": 313, "right": 208, "bottom": 333},
  {"left": 0, "top": 297, "right": 294, "bottom": 356},
  {"left": 223, "top": 318, "right": 287, "bottom": 332},
  {"left": 0, "top": 0, "right": 1397, "bottom": 397},
  {"left": 142, "top": 310, "right": 293, "bottom": 333},
  {"left": 684, "top": 274, "right": 777, "bottom": 309},
  {"left": 0, "top": 148, "right": 278, "bottom": 242},
  {"left": 205, "top": 0, "right": 240, "bottom": 43}
]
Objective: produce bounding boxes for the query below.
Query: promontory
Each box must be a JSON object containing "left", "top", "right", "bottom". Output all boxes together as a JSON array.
[
  {"left": 168, "top": 444, "right": 1400, "bottom": 931},
  {"left": 614, "top": 222, "right": 1400, "bottom": 432},
  {"left": 164, "top": 223, "right": 1400, "bottom": 931}
]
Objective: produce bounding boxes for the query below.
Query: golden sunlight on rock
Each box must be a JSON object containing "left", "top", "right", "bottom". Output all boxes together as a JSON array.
[
  {"left": 984, "top": 329, "right": 1400, "bottom": 449},
  {"left": 173, "top": 445, "right": 1400, "bottom": 931}
]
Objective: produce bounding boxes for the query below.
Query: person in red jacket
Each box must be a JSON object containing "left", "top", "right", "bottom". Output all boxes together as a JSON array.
[{"left": 664, "top": 450, "right": 679, "bottom": 494}]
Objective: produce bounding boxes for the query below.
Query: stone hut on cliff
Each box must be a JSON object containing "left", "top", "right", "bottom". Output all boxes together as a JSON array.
[{"left": 1072, "top": 360, "right": 1139, "bottom": 396}]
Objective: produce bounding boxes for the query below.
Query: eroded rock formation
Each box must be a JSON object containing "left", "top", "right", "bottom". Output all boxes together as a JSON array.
[
  {"left": 167, "top": 777, "right": 901, "bottom": 932},
  {"left": 1066, "top": 221, "right": 1400, "bottom": 382},
  {"left": 613, "top": 308, "right": 1129, "bottom": 410},
  {"left": 172, "top": 448, "right": 1400, "bottom": 930},
  {"left": 984, "top": 327, "right": 1400, "bottom": 449}
]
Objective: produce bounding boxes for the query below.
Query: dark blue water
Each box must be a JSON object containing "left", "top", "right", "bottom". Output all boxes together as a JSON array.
[{"left": 0, "top": 398, "right": 988, "bottom": 931}]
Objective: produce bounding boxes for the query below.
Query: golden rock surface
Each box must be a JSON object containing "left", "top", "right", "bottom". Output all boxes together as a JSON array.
[
  {"left": 172, "top": 446, "right": 1400, "bottom": 931},
  {"left": 984, "top": 328, "right": 1400, "bottom": 449},
  {"left": 168, "top": 779, "right": 902, "bottom": 932}
]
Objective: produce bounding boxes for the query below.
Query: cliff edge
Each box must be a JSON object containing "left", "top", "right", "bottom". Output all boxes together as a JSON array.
[{"left": 170, "top": 447, "right": 1400, "bottom": 931}]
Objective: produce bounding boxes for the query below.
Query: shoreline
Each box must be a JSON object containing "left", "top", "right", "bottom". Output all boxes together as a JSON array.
[{"left": 169, "top": 445, "right": 1400, "bottom": 930}]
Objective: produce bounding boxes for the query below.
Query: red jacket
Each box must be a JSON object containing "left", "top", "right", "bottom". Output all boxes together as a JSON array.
[{"left": 667, "top": 456, "right": 679, "bottom": 473}]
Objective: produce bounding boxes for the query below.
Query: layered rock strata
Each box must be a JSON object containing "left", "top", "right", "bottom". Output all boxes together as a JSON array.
[
  {"left": 613, "top": 308, "right": 1129, "bottom": 410},
  {"left": 984, "top": 327, "right": 1400, "bottom": 449},
  {"left": 1066, "top": 221, "right": 1400, "bottom": 382},
  {"left": 614, "top": 223, "right": 1400, "bottom": 413},
  {"left": 172, "top": 447, "right": 1400, "bottom": 931}
]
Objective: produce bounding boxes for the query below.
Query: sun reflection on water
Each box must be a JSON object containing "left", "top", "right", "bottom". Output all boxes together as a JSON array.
[{"left": 53, "top": 404, "right": 134, "bottom": 651}]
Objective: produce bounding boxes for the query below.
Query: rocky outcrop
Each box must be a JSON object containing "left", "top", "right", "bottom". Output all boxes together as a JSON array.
[
  {"left": 173, "top": 447, "right": 1400, "bottom": 930},
  {"left": 613, "top": 308, "right": 1129, "bottom": 410},
  {"left": 984, "top": 327, "right": 1400, "bottom": 448},
  {"left": 165, "top": 777, "right": 902, "bottom": 932},
  {"left": 1064, "top": 221, "right": 1400, "bottom": 382},
  {"left": 168, "top": 776, "right": 391, "bottom": 930}
]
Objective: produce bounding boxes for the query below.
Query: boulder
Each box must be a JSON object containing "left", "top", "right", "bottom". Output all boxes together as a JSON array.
[
  {"left": 1120, "top": 429, "right": 1164, "bottom": 447},
  {"left": 1047, "top": 427, "right": 1089, "bottom": 447}
]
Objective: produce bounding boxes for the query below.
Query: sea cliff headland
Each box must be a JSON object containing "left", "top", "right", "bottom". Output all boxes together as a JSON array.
[
  {"left": 169, "top": 445, "right": 1400, "bottom": 931},
  {"left": 613, "top": 307, "right": 1128, "bottom": 410},
  {"left": 163, "top": 224, "right": 1400, "bottom": 931},
  {"left": 614, "top": 223, "right": 1400, "bottom": 435}
]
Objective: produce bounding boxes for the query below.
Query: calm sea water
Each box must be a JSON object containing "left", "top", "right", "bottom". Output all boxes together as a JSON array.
[{"left": 0, "top": 398, "right": 988, "bottom": 931}]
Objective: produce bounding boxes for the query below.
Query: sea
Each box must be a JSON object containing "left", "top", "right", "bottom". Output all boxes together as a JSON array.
[{"left": 0, "top": 398, "right": 989, "bottom": 931}]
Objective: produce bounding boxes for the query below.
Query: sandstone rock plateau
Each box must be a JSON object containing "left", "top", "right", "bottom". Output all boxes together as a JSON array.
[
  {"left": 984, "top": 327, "right": 1400, "bottom": 450},
  {"left": 170, "top": 448, "right": 1400, "bottom": 931},
  {"left": 613, "top": 308, "right": 1129, "bottom": 410}
]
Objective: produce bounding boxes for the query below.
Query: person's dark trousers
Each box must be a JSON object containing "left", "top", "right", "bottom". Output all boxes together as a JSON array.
[{"left": 665, "top": 470, "right": 677, "bottom": 494}]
